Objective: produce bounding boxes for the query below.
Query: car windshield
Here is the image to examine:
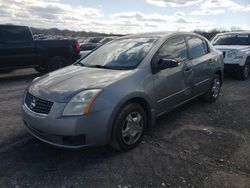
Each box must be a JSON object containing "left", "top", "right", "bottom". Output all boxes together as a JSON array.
[
  {"left": 78, "top": 38, "right": 157, "bottom": 70},
  {"left": 212, "top": 34, "right": 250, "bottom": 45}
]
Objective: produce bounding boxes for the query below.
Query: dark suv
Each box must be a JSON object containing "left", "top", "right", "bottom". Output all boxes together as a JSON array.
[{"left": 0, "top": 25, "right": 80, "bottom": 73}]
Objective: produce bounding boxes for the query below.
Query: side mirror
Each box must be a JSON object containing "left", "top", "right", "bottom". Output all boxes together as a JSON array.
[{"left": 158, "top": 58, "right": 179, "bottom": 70}]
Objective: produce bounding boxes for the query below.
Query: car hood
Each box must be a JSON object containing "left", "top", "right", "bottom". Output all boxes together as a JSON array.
[
  {"left": 214, "top": 45, "right": 250, "bottom": 51},
  {"left": 28, "top": 65, "right": 134, "bottom": 102}
]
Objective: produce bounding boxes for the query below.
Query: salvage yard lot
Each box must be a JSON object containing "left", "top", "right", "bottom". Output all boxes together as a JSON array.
[{"left": 0, "top": 69, "right": 250, "bottom": 188}]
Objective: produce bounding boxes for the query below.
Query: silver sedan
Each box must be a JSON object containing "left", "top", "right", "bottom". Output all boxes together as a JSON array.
[{"left": 22, "top": 32, "right": 223, "bottom": 151}]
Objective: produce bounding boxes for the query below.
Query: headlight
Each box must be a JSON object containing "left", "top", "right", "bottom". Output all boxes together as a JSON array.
[
  {"left": 234, "top": 56, "right": 244, "bottom": 59},
  {"left": 227, "top": 50, "right": 237, "bottom": 58},
  {"left": 63, "top": 89, "right": 102, "bottom": 116}
]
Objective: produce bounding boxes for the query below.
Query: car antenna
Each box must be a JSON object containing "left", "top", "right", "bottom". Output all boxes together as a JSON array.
[{"left": 177, "top": 27, "right": 184, "bottom": 31}]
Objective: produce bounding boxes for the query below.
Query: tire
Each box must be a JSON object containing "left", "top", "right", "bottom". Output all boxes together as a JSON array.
[
  {"left": 111, "top": 103, "right": 147, "bottom": 151},
  {"left": 238, "top": 63, "right": 249, "bottom": 80},
  {"left": 48, "top": 57, "right": 69, "bottom": 72},
  {"left": 201, "top": 74, "right": 221, "bottom": 103},
  {"left": 34, "top": 66, "right": 48, "bottom": 74}
]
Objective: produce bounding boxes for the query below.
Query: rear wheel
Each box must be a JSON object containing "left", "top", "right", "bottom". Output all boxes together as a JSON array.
[
  {"left": 238, "top": 63, "right": 249, "bottom": 80},
  {"left": 48, "top": 57, "right": 69, "bottom": 72},
  {"left": 111, "top": 103, "right": 147, "bottom": 151},
  {"left": 201, "top": 74, "right": 221, "bottom": 103}
]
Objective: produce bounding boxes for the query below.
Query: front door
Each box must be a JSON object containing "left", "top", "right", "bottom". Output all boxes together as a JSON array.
[{"left": 152, "top": 36, "right": 194, "bottom": 115}]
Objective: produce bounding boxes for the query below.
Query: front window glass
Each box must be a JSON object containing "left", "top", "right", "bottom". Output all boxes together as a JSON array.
[
  {"left": 158, "top": 37, "right": 188, "bottom": 62},
  {"left": 187, "top": 37, "right": 207, "bottom": 59},
  {"left": 79, "top": 38, "right": 157, "bottom": 69},
  {"left": 212, "top": 34, "right": 250, "bottom": 45}
]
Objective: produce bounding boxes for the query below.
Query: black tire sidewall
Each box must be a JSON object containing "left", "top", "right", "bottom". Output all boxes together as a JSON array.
[
  {"left": 239, "top": 64, "right": 249, "bottom": 80},
  {"left": 112, "top": 103, "right": 147, "bottom": 151}
]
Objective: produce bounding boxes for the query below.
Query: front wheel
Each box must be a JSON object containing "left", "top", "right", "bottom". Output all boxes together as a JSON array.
[
  {"left": 111, "top": 103, "right": 147, "bottom": 151},
  {"left": 201, "top": 75, "right": 221, "bottom": 103},
  {"left": 238, "top": 63, "right": 249, "bottom": 80}
]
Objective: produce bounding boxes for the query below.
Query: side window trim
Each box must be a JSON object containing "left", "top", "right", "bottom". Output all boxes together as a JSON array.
[
  {"left": 203, "top": 40, "right": 210, "bottom": 54},
  {"left": 184, "top": 35, "right": 192, "bottom": 60}
]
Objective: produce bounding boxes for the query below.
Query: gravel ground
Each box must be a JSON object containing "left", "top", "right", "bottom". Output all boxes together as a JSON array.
[{"left": 0, "top": 69, "right": 250, "bottom": 188}]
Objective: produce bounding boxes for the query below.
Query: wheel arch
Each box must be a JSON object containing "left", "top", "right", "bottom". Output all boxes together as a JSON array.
[{"left": 106, "top": 94, "right": 155, "bottom": 144}]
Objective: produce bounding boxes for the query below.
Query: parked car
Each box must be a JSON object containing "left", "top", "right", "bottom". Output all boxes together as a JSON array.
[
  {"left": 79, "top": 37, "right": 117, "bottom": 58},
  {"left": 80, "top": 37, "right": 104, "bottom": 51},
  {"left": 211, "top": 32, "right": 250, "bottom": 80},
  {"left": 22, "top": 32, "right": 223, "bottom": 151},
  {"left": 98, "top": 37, "right": 117, "bottom": 45},
  {"left": 85, "top": 37, "right": 104, "bottom": 44},
  {"left": 0, "top": 25, "right": 80, "bottom": 73}
]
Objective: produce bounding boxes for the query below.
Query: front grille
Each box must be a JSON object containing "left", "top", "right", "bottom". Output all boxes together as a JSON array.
[
  {"left": 25, "top": 92, "right": 53, "bottom": 115},
  {"left": 223, "top": 51, "right": 226, "bottom": 58}
]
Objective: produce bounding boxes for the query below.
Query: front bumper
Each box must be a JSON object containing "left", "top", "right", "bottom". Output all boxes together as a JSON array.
[
  {"left": 224, "top": 64, "right": 243, "bottom": 73},
  {"left": 22, "top": 103, "right": 114, "bottom": 149}
]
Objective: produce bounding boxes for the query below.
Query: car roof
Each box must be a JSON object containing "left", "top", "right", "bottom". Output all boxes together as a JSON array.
[
  {"left": 120, "top": 31, "right": 204, "bottom": 39},
  {"left": 216, "top": 31, "right": 250, "bottom": 35},
  {"left": 0, "top": 24, "right": 29, "bottom": 28}
]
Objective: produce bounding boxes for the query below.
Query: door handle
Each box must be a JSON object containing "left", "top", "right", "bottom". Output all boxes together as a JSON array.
[
  {"left": 184, "top": 67, "right": 192, "bottom": 72},
  {"left": 208, "top": 59, "right": 214, "bottom": 63}
]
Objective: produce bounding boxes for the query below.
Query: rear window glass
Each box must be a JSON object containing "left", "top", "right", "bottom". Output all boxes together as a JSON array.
[{"left": 3, "top": 26, "right": 33, "bottom": 42}]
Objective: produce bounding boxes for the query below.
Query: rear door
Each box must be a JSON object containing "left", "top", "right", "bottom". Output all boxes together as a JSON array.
[
  {"left": 152, "top": 36, "right": 194, "bottom": 114},
  {"left": 186, "top": 36, "right": 213, "bottom": 95},
  {"left": 0, "top": 26, "right": 37, "bottom": 69}
]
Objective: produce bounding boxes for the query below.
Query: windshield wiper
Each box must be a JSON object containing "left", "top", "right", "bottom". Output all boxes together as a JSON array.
[
  {"left": 74, "top": 62, "right": 85, "bottom": 66},
  {"left": 76, "top": 64, "right": 131, "bottom": 70},
  {"left": 85, "top": 65, "right": 113, "bottom": 69}
]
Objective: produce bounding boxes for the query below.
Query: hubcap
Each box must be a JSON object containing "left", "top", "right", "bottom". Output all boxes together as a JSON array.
[
  {"left": 121, "top": 112, "right": 144, "bottom": 145},
  {"left": 244, "top": 65, "right": 249, "bottom": 78},
  {"left": 211, "top": 78, "right": 221, "bottom": 98}
]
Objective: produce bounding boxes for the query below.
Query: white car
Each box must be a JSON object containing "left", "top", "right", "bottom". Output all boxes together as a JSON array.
[{"left": 212, "top": 32, "right": 250, "bottom": 80}]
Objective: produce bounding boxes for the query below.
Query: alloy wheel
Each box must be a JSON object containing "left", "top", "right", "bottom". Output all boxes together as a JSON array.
[
  {"left": 211, "top": 78, "right": 221, "bottom": 99},
  {"left": 121, "top": 112, "right": 144, "bottom": 145}
]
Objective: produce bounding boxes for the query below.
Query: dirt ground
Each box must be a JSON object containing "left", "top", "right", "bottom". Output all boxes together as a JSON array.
[{"left": 0, "top": 69, "right": 250, "bottom": 188}]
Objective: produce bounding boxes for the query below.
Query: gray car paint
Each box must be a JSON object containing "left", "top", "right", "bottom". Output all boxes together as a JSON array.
[{"left": 22, "top": 32, "right": 223, "bottom": 148}]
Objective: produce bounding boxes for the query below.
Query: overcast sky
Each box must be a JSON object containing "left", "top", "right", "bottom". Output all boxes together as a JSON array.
[{"left": 0, "top": 0, "right": 249, "bottom": 34}]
